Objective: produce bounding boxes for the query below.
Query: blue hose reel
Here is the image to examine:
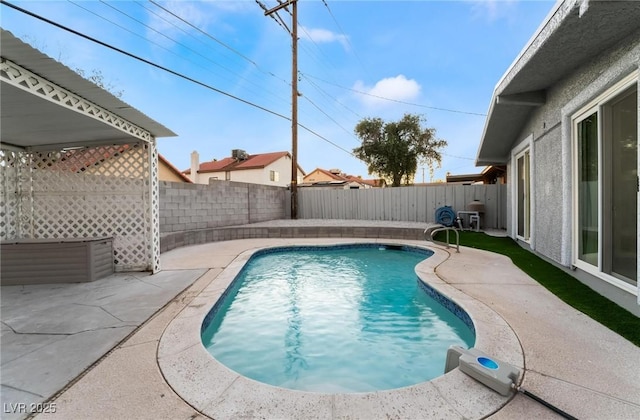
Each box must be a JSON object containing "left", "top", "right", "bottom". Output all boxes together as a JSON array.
[{"left": 435, "top": 206, "right": 456, "bottom": 227}]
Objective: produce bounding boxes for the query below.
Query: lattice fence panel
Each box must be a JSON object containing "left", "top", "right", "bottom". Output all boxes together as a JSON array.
[
  {"left": 1, "top": 143, "right": 157, "bottom": 271},
  {"left": 148, "top": 140, "right": 161, "bottom": 272},
  {"left": 0, "top": 150, "right": 20, "bottom": 240}
]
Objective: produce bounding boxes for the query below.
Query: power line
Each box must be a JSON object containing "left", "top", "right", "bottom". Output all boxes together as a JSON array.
[
  {"left": 149, "top": 0, "right": 291, "bottom": 87},
  {"left": 107, "top": 1, "right": 292, "bottom": 109},
  {"left": 301, "top": 95, "right": 359, "bottom": 145},
  {"left": 255, "top": 0, "right": 290, "bottom": 34},
  {"left": 297, "top": 24, "right": 342, "bottom": 77},
  {"left": 301, "top": 73, "right": 363, "bottom": 120},
  {"left": 1, "top": 1, "right": 289, "bottom": 120},
  {"left": 304, "top": 73, "right": 487, "bottom": 117},
  {"left": 441, "top": 152, "right": 475, "bottom": 161},
  {"left": 321, "top": 0, "right": 371, "bottom": 79},
  {"left": 0, "top": 0, "right": 365, "bottom": 163},
  {"left": 149, "top": 0, "right": 259, "bottom": 69},
  {"left": 67, "top": 1, "right": 291, "bottom": 112},
  {"left": 256, "top": 2, "right": 337, "bottom": 84},
  {"left": 298, "top": 122, "right": 356, "bottom": 158},
  {"left": 92, "top": 2, "right": 243, "bottom": 82}
]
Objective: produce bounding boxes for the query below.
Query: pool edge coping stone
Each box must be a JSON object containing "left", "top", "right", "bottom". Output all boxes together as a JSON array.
[{"left": 157, "top": 239, "right": 524, "bottom": 420}]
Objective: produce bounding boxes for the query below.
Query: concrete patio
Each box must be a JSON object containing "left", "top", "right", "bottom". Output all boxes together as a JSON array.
[
  {"left": 1, "top": 221, "right": 638, "bottom": 419},
  {"left": 0, "top": 270, "right": 205, "bottom": 420}
]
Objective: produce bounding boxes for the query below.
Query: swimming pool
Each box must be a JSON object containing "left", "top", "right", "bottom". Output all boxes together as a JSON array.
[{"left": 201, "top": 244, "right": 475, "bottom": 392}]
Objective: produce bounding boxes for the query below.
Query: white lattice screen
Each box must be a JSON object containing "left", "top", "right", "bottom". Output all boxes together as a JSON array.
[{"left": 0, "top": 142, "right": 160, "bottom": 272}]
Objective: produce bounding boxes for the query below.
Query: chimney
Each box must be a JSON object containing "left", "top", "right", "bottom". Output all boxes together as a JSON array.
[{"left": 190, "top": 151, "right": 199, "bottom": 183}]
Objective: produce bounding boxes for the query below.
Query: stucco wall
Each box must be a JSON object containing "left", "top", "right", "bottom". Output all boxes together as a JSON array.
[
  {"left": 508, "top": 29, "right": 640, "bottom": 268},
  {"left": 196, "top": 157, "right": 303, "bottom": 187},
  {"left": 159, "top": 162, "right": 189, "bottom": 183},
  {"left": 532, "top": 125, "right": 563, "bottom": 262}
]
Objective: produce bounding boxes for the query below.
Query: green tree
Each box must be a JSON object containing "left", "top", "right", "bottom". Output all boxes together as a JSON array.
[{"left": 353, "top": 113, "right": 447, "bottom": 186}]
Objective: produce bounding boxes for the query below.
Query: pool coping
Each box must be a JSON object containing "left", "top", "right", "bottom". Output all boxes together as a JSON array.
[{"left": 157, "top": 239, "right": 525, "bottom": 419}]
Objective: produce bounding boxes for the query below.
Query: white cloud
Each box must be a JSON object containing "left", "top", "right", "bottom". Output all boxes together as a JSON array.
[
  {"left": 353, "top": 75, "right": 422, "bottom": 107},
  {"left": 144, "top": 1, "right": 253, "bottom": 44},
  {"left": 467, "top": 0, "right": 518, "bottom": 22},
  {"left": 300, "top": 26, "right": 349, "bottom": 50},
  {"left": 148, "top": 1, "right": 213, "bottom": 34}
]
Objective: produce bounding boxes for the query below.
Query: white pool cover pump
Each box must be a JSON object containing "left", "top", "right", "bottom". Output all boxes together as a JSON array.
[
  {"left": 446, "top": 346, "right": 578, "bottom": 419},
  {"left": 445, "top": 346, "right": 520, "bottom": 396}
]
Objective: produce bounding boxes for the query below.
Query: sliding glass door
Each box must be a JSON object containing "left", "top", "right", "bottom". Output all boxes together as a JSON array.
[
  {"left": 607, "top": 88, "right": 637, "bottom": 282},
  {"left": 576, "top": 111, "right": 599, "bottom": 267},
  {"left": 516, "top": 149, "right": 530, "bottom": 241},
  {"left": 574, "top": 80, "right": 637, "bottom": 287}
]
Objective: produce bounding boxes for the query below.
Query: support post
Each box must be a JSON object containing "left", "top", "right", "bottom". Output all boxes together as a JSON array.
[
  {"left": 290, "top": 0, "right": 298, "bottom": 219},
  {"left": 264, "top": 0, "right": 298, "bottom": 219}
]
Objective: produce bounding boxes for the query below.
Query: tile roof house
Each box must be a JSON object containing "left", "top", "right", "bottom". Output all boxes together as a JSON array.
[
  {"left": 301, "top": 168, "right": 384, "bottom": 189},
  {"left": 40, "top": 144, "right": 191, "bottom": 183},
  {"left": 184, "top": 150, "right": 305, "bottom": 187},
  {"left": 159, "top": 154, "right": 193, "bottom": 183},
  {"left": 475, "top": 0, "right": 640, "bottom": 315}
]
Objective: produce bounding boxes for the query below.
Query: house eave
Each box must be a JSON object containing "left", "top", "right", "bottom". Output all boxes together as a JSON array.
[{"left": 476, "top": 0, "right": 640, "bottom": 165}]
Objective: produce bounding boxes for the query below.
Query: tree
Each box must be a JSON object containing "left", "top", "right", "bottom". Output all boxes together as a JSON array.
[
  {"left": 22, "top": 35, "right": 124, "bottom": 99},
  {"left": 21, "top": 35, "right": 124, "bottom": 98},
  {"left": 74, "top": 68, "right": 124, "bottom": 98},
  {"left": 353, "top": 113, "right": 447, "bottom": 186}
]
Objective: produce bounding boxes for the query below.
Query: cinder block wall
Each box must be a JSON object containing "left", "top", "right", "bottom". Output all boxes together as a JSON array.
[{"left": 159, "top": 181, "right": 286, "bottom": 234}]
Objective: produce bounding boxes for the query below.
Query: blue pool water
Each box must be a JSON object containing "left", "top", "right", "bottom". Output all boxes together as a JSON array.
[{"left": 201, "top": 244, "right": 475, "bottom": 393}]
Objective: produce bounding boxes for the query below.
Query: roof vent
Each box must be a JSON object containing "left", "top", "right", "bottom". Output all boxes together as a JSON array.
[{"left": 232, "top": 149, "right": 248, "bottom": 160}]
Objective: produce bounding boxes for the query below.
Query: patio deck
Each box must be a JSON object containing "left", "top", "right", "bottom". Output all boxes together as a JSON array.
[{"left": 1, "top": 220, "right": 638, "bottom": 419}]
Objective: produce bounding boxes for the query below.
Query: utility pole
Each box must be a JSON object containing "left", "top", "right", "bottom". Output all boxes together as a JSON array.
[{"left": 264, "top": 0, "right": 298, "bottom": 219}]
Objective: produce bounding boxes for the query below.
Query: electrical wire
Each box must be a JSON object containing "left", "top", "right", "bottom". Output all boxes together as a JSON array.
[
  {"left": 441, "top": 152, "right": 475, "bottom": 161},
  {"left": 1, "top": 1, "right": 289, "bottom": 120},
  {"left": 296, "top": 22, "right": 345, "bottom": 79},
  {"left": 90, "top": 2, "right": 241, "bottom": 82},
  {"left": 321, "top": 0, "right": 371, "bottom": 79},
  {"left": 304, "top": 73, "right": 487, "bottom": 117},
  {"left": 149, "top": 0, "right": 260, "bottom": 70},
  {"left": 514, "top": 386, "right": 578, "bottom": 420},
  {"left": 146, "top": 0, "right": 355, "bottom": 127},
  {"left": 254, "top": 0, "right": 362, "bottom": 159},
  {"left": 301, "top": 95, "right": 359, "bottom": 144},
  {"left": 301, "top": 73, "right": 363, "bottom": 120},
  {"left": 298, "top": 122, "right": 356, "bottom": 157},
  {"left": 94, "top": 0, "right": 291, "bottom": 107},
  {"left": 255, "top": 0, "right": 290, "bottom": 34},
  {"left": 1, "top": 0, "right": 362, "bottom": 161}
]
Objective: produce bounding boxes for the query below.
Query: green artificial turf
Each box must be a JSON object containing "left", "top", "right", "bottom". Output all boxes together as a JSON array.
[{"left": 434, "top": 231, "right": 640, "bottom": 346}]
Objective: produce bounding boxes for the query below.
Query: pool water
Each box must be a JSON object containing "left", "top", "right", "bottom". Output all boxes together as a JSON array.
[{"left": 201, "top": 245, "right": 475, "bottom": 393}]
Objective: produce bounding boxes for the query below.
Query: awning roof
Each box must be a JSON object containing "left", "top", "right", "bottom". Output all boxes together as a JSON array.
[
  {"left": 476, "top": 0, "right": 640, "bottom": 166},
  {"left": 1, "top": 29, "right": 176, "bottom": 150}
]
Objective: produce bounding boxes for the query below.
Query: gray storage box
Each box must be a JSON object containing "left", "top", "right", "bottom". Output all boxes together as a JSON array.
[{"left": 1, "top": 237, "right": 114, "bottom": 285}]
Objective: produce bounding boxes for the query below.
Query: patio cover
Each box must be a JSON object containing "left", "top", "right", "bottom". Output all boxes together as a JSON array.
[
  {"left": 1, "top": 29, "right": 177, "bottom": 273},
  {"left": 1, "top": 29, "right": 176, "bottom": 150}
]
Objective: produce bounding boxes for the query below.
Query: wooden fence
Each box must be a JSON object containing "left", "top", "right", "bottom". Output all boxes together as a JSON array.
[{"left": 297, "top": 184, "right": 507, "bottom": 229}]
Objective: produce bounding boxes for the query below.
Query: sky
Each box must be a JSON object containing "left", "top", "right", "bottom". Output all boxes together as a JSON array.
[{"left": 1, "top": 0, "right": 556, "bottom": 182}]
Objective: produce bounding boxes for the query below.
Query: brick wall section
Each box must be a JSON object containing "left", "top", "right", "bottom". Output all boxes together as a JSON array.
[
  {"left": 159, "top": 180, "right": 286, "bottom": 234},
  {"left": 158, "top": 180, "right": 438, "bottom": 253},
  {"left": 159, "top": 225, "right": 433, "bottom": 253}
]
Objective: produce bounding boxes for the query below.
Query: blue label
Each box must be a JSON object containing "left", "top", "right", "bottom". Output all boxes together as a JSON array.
[{"left": 478, "top": 356, "right": 499, "bottom": 370}]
